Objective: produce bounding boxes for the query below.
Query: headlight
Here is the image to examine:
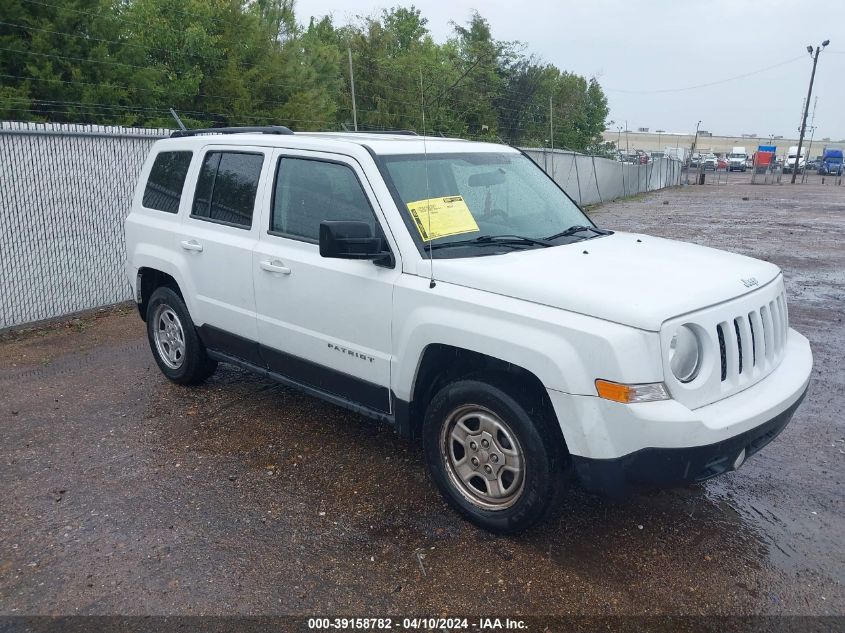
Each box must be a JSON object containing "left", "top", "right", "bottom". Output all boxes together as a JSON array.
[{"left": 669, "top": 324, "right": 702, "bottom": 383}]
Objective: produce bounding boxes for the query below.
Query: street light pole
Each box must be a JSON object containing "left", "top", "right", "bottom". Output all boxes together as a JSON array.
[{"left": 792, "top": 39, "right": 829, "bottom": 184}]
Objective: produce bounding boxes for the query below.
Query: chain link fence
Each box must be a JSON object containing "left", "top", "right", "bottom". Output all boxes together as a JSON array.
[
  {"left": 1, "top": 123, "right": 682, "bottom": 329},
  {"left": 0, "top": 122, "right": 168, "bottom": 329},
  {"left": 522, "top": 148, "right": 682, "bottom": 205}
]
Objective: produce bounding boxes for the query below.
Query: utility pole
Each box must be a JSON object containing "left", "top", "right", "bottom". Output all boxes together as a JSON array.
[
  {"left": 802, "top": 97, "right": 818, "bottom": 183},
  {"left": 687, "top": 120, "right": 701, "bottom": 185},
  {"left": 348, "top": 47, "right": 358, "bottom": 132},
  {"left": 549, "top": 95, "right": 554, "bottom": 179},
  {"left": 625, "top": 119, "right": 629, "bottom": 155},
  {"left": 656, "top": 130, "right": 665, "bottom": 183},
  {"left": 792, "top": 39, "right": 829, "bottom": 183}
]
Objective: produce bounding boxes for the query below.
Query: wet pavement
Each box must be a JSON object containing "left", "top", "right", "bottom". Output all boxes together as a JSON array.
[{"left": 1, "top": 177, "right": 843, "bottom": 616}]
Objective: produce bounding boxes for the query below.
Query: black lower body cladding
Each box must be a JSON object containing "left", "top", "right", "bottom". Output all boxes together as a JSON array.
[{"left": 572, "top": 389, "right": 807, "bottom": 497}]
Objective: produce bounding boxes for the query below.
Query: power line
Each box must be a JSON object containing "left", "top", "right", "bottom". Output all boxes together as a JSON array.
[
  {"left": 1, "top": 21, "right": 343, "bottom": 97},
  {"left": 606, "top": 55, "right": 806, "bottom": 94},
  {"left": 0, "top": 72, "right": 319, "bottom": 114}
]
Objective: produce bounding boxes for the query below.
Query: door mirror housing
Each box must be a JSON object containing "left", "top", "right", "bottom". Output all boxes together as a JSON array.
[{"left": 319, "top": 221, "right": 393, "bottom": 266}]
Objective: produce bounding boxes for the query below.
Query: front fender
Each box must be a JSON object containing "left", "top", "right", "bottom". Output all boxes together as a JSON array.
[{"left": 391, "top": 277, "right": 664, "bottom": 401}]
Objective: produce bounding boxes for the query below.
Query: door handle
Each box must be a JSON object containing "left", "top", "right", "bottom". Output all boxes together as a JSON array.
[
  {"left": 260, "top": 259, "right": 291, "bottom": 275},
  {"left": 180, "top": 239, "right": 203, "bottom": 252}
]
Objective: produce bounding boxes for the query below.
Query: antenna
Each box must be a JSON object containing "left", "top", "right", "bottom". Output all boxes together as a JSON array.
[
  {"left": 420, "top": 69, "right": 435, "bottom": 289},
  {"left": 169, "top": 108, "right": 186, "bottom": 131}
]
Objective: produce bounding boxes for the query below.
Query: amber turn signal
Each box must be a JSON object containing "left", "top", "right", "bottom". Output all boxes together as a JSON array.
[{"left": 595, "top": 379, "right": 669, "bottom": 404}]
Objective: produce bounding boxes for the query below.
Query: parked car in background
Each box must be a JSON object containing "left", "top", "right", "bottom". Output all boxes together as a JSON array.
[
  {"left": 124, "top": 127, "right": 812, "bottom": 533},
  {"left": 689, "top": 154, "right": 701, "bottom": 168},
  {"left": 805, "top": 158, "right": 820, "bottom": 172},
  {"left": 703, "top": 154, "right": 718, "bottom": 170},
  {"left": 717, "top": 157, "right": 728, "bottom": 170}
]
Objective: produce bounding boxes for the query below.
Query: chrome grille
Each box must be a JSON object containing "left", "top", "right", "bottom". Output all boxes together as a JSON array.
[{"left": 718, "top": 290, "right": 788, "bottom": 383}]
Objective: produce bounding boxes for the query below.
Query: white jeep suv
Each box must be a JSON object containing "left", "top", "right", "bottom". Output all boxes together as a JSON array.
[{"left": 125, "top": 126, "right": 813, "bottom": 533}]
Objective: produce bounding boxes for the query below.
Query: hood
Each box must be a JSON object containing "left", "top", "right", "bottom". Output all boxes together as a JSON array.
[{"left": 423, "top": 232, "right": 781, "bottom": 331}]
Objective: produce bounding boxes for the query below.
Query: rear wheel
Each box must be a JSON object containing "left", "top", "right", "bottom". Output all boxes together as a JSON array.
[
  {"left": 146, "top": 287, "right": 217, "bottom": 385},
  {"left": 422, "top": 379, "right": 567, "bottom": 533}
]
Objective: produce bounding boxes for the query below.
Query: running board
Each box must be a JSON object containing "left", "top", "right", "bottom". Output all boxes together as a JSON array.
[{"left": 207, "top": 350, "right": 396, "bottom": 426}]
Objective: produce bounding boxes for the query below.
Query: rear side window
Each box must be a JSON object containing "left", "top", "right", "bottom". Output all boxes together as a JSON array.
[
  {"left": 271, "top": 157, "right": 376, "bottom": 241},
  {"left": 142, "top": 151, "right": 192, "bottom": 213},
  {"left": 191, "top": 151, "right": 264, "bottom": 228}
]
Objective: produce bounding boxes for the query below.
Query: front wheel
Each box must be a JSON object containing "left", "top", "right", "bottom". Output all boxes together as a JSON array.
[
  {"left": 422, "top": 379, "right": 567, "bottom": 533},
  {"left": 146, "top": 286, "right": 217, "bottom": 385}
]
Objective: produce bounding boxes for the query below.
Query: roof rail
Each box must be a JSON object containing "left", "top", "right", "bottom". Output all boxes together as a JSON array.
[
  {"left": 170, "top": 125, "right": 294, "bottom": 138},
  {"left": 339, "top": 129, "right": 418, "bottom": 136}
]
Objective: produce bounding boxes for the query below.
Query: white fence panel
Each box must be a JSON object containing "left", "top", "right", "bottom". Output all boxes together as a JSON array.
[{"left": 0, "top": 122, "right": 168, "bottom": 328}]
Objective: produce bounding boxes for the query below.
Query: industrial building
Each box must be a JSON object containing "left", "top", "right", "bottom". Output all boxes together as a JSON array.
[{"left": 603, "top": 128, "right": 845, "bottom": 157}]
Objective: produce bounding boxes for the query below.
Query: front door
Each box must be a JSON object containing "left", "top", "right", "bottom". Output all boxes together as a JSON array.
[{"left": 252, "top": 151, "right": 400, "bottom": 413}]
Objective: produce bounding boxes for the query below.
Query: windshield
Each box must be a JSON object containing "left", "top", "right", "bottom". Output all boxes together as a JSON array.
[
  {"left": 729, "top": 153, "right": 745, "bottom": 158},
  {"left": 381, "top": 152, "right": 592, "bottom": 257}
]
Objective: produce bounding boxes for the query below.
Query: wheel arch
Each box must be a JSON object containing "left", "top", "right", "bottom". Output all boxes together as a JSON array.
[
  {"left": 136, "top": 265, "right": 186, "bottom": 321},
  {"left": 401, "top": 344, "right": 564, "bottom": 447},
  {"left": 130, "top": 243, "right": 197, "bottom": 321}
]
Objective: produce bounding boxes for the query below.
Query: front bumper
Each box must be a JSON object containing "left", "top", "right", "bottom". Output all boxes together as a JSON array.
[
  {"left": 571, "top": 388, "right": 805, "bottom": 496},
  {"left": 548, "top": 329, "right": 812, "bottom": 496}
]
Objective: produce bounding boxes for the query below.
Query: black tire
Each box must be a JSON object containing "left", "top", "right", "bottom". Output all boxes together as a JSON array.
[
  {"left": 422, "top": 378, "right": 568, "bottom": 534},
  {"left": 145, "top": 286, "right": 217, "bottom": 385}
]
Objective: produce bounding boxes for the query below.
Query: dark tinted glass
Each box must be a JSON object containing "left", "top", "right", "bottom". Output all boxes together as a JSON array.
[
  {"left": 191, "top": 153, "right": 219, "bottom": 217},
  {"left": 142, "top": 151, "right": 192, "bottom": 213},
  {"left": 272, "top": 158, "right": 375, "bottom": 241},
  {"left": 191, "top": 152, "right": 263, "bottom": 228}
]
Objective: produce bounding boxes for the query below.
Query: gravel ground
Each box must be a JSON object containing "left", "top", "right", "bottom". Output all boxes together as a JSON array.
[{"left": 1, "top": 176, "right": 843, "bottom": 618}]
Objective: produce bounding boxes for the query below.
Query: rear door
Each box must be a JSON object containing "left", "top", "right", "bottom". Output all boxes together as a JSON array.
[
  {"left": 252, "top": 150, "right": 400, "bottom": 413},
  {"left": 179, "top": 146, "right": 270, "bottom": 363}
]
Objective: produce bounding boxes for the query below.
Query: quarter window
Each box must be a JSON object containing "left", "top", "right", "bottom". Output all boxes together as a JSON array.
[
  {"left": 192, "top": 151, "right": 264, "bottom": 228},
  {"left": 271, "top": 158, "right": 376, "bottom": 241},
  {"left": 142, "top": 151, "right": 192, "bottom": 213}
]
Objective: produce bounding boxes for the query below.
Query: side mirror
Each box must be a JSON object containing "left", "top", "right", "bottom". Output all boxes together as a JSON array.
[{"left": 319, "top": 221, "right": 392, "bottom": 265}]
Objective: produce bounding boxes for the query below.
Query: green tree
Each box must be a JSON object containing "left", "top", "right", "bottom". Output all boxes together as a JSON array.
[{"left": 0, "top": 0, "right": 610, "bottom": 151}]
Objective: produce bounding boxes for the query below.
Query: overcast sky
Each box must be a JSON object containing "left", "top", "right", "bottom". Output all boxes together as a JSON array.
[{"left": 300, "top": 0, "right": 845, "bottom": 140}]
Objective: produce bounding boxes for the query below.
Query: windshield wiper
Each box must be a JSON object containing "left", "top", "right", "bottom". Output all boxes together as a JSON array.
[
  {"left": 544, "top": 225, "right": 611, "bottom": 241},
  {"left": 430, "top": 234, "right": 553, "bottom": 250}
]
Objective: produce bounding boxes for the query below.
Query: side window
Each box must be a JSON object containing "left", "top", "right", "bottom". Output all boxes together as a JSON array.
[
  {"left": 142, "top": 151, "right": 192, "bottom": 213},
  {"left": 191, "top": 151, "right": 264, "bottom": 229},
  {"left": 271, "top": 157, "right": 377, "bottom": 241}
]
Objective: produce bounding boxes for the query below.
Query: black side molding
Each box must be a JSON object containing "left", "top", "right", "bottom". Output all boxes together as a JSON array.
[
  {"left": 207, "top": 349, "right": 394, "bottom": 426},
  {"left": 197, "top": 324, "right": 392, "bottom": 417}
]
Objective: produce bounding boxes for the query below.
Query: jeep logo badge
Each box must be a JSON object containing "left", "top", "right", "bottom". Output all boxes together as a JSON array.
[{"left": 741, "top": 277, "right": 759, "bottom": 288}]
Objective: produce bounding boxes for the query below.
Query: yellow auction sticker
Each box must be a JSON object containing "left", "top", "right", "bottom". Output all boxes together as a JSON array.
[{"left": 406, "top": 195, "right": 480, "bottom": 242}]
